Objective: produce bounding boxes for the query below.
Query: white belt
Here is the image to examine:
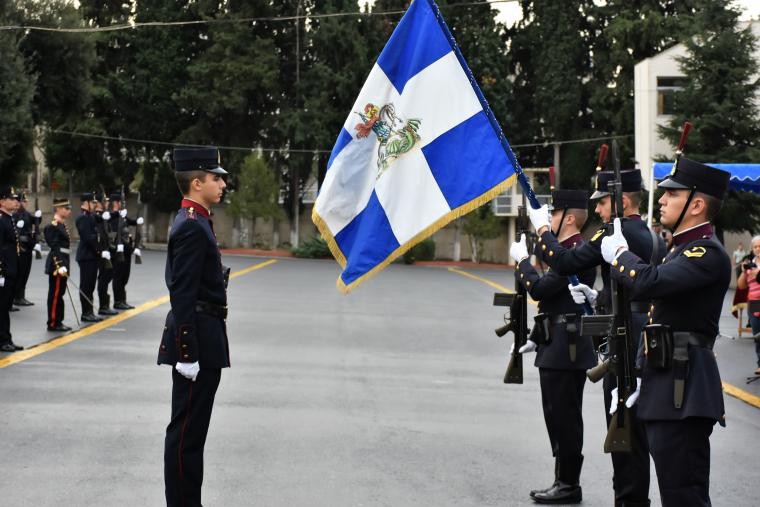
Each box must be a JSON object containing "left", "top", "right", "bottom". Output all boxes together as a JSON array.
[{"left": 60, "top": 248, "right": 71, "bottom": 254}]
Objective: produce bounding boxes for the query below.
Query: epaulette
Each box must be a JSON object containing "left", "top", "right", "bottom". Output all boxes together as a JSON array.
[
  {"left": 186, "top": 207, "right": 197, "bottom": 220},
  {"left": 590, "top": 227, "right": 607, "bottom": 243}
]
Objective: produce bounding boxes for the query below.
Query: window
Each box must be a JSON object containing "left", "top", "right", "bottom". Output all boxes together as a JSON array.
[{"left": 657, "top": 77, "right": 688, "bottom": 116}]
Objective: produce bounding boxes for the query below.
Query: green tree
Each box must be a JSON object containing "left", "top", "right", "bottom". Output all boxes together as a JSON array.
[
  {"left": 659, "top": 2, "right": 760, "bottom": 240},
  {"left": 227, "top": 154, "right": 285, "bottom": 247},
  {"left": 0, "top": 27, "right": 34, "bottom": 183},
  {"left": 463, "top": 204, "right": 501, "bottom": 263}
]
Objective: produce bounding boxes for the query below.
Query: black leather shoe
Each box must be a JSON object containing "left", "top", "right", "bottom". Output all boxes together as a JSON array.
[
  {"left": 530, "top": 482, "right": 559, "bottom": 499},
  {"left": 13, "top": 298, "right": 34, "bottom": 306},
  {"left": 114, "top": 301, "right": 135, "bottom": 310},
  {"left": 532, "top": 482, "right": 582, "bottom": 504},
  {"left": 47, "top": 324, "right": 73, "bottom": 332},
  {"left": 82, "top": 313, "right": 104, "bottom": 323},
  {"left": 10, "top": 341, "right": 24, "bottom": 351},
  {"left": 10, "top": 306, "right": 19, "bottom": 312},
  {"left": 99, "top": 307, "right": 118, "bottom": 316},
  {"left": 0, "top": 343, "right": 17, "bottom": 352}
]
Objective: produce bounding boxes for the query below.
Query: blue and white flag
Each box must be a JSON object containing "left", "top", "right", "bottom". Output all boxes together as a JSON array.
[{"left": 313, "top": 0, "right": 520, "bottom": 292}]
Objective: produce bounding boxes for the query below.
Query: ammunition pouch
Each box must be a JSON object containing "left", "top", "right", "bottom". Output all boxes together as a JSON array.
[
  {"left": 529, "top": 313, "right": 551, "bottom": 345},
  {"left": 550, "top": 313, "right": 581, "bottom": 363},
  {"left": 645, "top": 324, "right": 715, "bottom": 409}
]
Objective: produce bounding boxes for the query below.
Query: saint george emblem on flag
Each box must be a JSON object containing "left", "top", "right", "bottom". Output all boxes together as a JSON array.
[{"left": 313, "top": 0, "right": 519, "bottom": 293}]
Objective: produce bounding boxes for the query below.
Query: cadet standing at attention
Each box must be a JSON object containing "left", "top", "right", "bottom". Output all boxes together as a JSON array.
[
  {"left": 158, "top": 147, "right": 229, "bottom": 507},
  {"left": 509, "top": 190, "right": 597, "bottom": 505},
  {"left": 44, "top": 198, "right": 73, "bottom": 332},
  {"left": 600, "top": 158, "right": 730, "bottom": 507}
]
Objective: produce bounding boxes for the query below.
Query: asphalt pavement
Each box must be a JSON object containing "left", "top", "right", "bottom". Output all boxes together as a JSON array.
[{"left": 0, "top": 250, "right": 758, "bottom": 506}]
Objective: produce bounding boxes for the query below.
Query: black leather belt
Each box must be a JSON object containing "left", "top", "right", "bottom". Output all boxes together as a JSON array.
[
  {"left": 19, "top": 235, "right": 30, "bottom": 242},
  {"left": 630, "top": 301, "right": 650, "bottom": 313},
  {"left": 549, "top": 313, "right": 582, "bottom": 326},
  {"left": 673, "top": 331, "right": 715, "bottom": 350},
  {"left": 195, "top": 301, "right": 228, "bottom": 319}
]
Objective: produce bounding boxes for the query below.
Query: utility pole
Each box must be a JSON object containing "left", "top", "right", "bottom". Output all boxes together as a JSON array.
[{"left": 291, "top": 0, "right": 301, "bottom": 248}]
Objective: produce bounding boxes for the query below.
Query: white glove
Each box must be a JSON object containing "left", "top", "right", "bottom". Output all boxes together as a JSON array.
[
  {"left": 568, "top": 283, "right": 598, "bottom": 306},
  {"left": 117, "top": 244, "right": 125, "bottom": 253},
  {"left": 609, "top": 378, "right": 642, "bottom": 414},
  {"left": 136, "top": 217, "right": 144, "bottom": 225},
  {"left": 519, "top": 339, "right": 538, "bottom": 354},
  {"left": 120, "top": 209, "right": 127, "bottom": 217},
  {"left": 527, "top": 204, "right": 551, "bottom": 232},
  {"left": 134, "top": 248, "right": 142, "bottom": 257},
  {"left": 33, "top": 243, "right": 42, "bottom": 253},
  {"left": 175, "top": 361, "right": 200, "bottom": 382},
  {"left": 101, "top": 251, "right": 111, "bottom": 260},
  {"left": 16, "top": 220, "right": 24, "bottom": 229},
  {"left": 56, "top": 266, "right": 68, "bottom": 277},
  {"left": 34, "top": 209, "right": 42, "bottom": 218},
  {"left": 102, "top": 211, "right": 111, "bottom": 220},
  {"left": 601, "top": 218, "right": 629, "bottom": 263},
  {"left": 0, "top": 277, "right": 4, "bottom": 287},
  {"left": 509, "top": 233, "right": 529, "bottom": 264}
]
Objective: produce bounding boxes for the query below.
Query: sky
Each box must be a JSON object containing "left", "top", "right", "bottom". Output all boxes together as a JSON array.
[{"left": 493, "top": 0, "right": 760, "bottom": 26}]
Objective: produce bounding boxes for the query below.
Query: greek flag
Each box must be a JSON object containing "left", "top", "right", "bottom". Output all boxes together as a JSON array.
[{"left": 313, "top": 0, "right": 519, "bottom": 292}]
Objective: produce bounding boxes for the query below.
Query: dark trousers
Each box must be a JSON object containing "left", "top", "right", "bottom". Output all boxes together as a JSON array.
[
  {"left": 604, "top": 374, "right": 650, "bottom": 504},
  {"left": 646, "top": 418, "right": 714, "bottom": 507},
  {"left": 14, "top": 252, "right": 32, "bottom": 300},
  {"left": 539, "top": 368, "right": 586, "bottom": 485},
  {"left": 97, "top": 259, "right": 113, "bottom": 308},
  {"left": 47, "top": 274, "right": 67, "bottom": 328},
  {"left": 113, "top": 253, "right": 132, "bottom": 303},
  {"left": 78, "top": 259, "right": 98, "bottom": 315},
  {"left": 165, "top": 368, "right": 221, "bottom": 507},
  {"left": 0, "top": 277, "right": 16, "bottom": 343}
]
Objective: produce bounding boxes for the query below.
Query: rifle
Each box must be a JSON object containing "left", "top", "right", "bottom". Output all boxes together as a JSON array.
[
  {"left": 583, "top": 140, "right": 637, "bottom": 453},
  {"left": 32, "top": 195, "right": 42, "bottom": 259},
  {"left": 134, "top": 209, "right": 144, "bottom": 265},
  {"left": 494, "top": 194, "right": 531, "bottom": 384},
  {"left": 97, "top": 186, "right": 113, "bottom": 270}
]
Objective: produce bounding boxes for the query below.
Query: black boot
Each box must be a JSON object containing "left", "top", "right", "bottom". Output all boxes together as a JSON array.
[
  {"left": 10, "top": 306, "right": 19, "bottom": 312},
  {"left": 530, "top": 459, "right": 560, "bottom": 498},
  {"left": 531, "top": 482, "right": 582, "bottom": 504},
  {"left": 99, "top": 295, "right": 118, "bottom": 315},
  {"left": 82, "top": 313, "right": 104, "bottom": 323},
  {"left": 13, "top": 298, "right": 34, "bottom": 306},
  {"left": 113, "top": 301, "right": 134, "bottom": 310},
  {"left": 0, "top": 342, "right": 17, "bottom": 352}
]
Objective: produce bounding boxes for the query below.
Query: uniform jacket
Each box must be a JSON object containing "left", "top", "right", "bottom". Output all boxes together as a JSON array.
[
  {"left": 44, "top": 219, "right": 71, "bottom": 275},
  {"left": 76, "top": 210, "right": 101, "bottom": 262},
  {"left": 517, "top": 233, "right": 598, "bottom": 370},
  {"left": 14, "top": 208, "right": 35, "bottom": 253},
  {"left": 0, "top": 210, "right": 20, "bottom": 280},
  {"left": 157, "top": 199, "right": 230, "bottom": 369},
  {"left": 108, "top": 213, "right": 138, "bottom": 254},
  {"left": 610, "top": 223, "right": 729, "bottom": 423}
]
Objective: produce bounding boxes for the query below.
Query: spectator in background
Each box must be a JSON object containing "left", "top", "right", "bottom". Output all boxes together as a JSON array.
[
  {"left": 736, "top": 236, "right": 760, "bottom": 375},
  {"left": 733, "top": 241, "right": 749, "bottom": 277}
]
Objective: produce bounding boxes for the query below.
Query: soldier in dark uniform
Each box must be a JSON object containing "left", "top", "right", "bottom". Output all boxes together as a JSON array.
[
  {"left": 600, "top": 158, "right": 731, "bottom": 507},
  {"left": 75, "top": 192, "right": 103, "bottom": 322},
  {"left": 12, "top": 192, "right": 38, "bottom": 307},
  {"left": 527, "top": 169, "right": 662, "bottom": 507},
  {"left": 95, "top": 195, "right": 117, "bottom": 316},
  {"left": 0, "top": 186, "right": 23, "bottom": 352},
  {"left": 509, "top": 190, "right": 597, "bottom": 504},
  {"left": 158, "top": 147, "right": 229, "bottom": 507},
  {"left": 44, "top": 198, "right": 73, "bottom": 332},
  {"left": 108, "top": 192, "right": 143, "bottom": 310}
]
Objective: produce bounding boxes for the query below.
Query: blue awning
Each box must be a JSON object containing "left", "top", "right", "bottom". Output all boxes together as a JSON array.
[{"left": 653, "top": 162, "right": 760, "bottom": 193}]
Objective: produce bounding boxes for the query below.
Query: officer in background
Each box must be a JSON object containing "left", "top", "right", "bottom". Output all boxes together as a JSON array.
[
  {"left": 158, "top": 147, "right": 229, "bottom": 507},
  {"left": 108, "top": 192, "right": 143, "bottom": 310},
  {"left": 44, "top": 198, "right": 73, "bottom": 332},
  {"left": 509, "top": 190, "right": 597, "bottom": 505},
  {"left": 528, "top": 169, "right": 660, "bottom": 507},
  {"left": 76, "top": 192, "right": 103, "bottom": 323},
  {"left": 95, "top": 194, "right": 117, "bottom": 316},
  {"left": 0, "top": 186, "right": 23, "bottom": 352},
  {"left": 12, "top": 192, "right": 39, "bottom": 307},
  {"left": 600, "top": 159, "right": 731, "bottom": 507}
]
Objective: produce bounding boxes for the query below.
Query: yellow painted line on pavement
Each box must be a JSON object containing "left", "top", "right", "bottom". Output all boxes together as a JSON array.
[
  {"left": 447, "top": 267, "right": 537, "bottom": 305},
  {"left": 722, "top": 381, "right": 760, "bottom": 410},
  {"left": 0, "top": 259, "right": 278, "bottom": 369}
]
